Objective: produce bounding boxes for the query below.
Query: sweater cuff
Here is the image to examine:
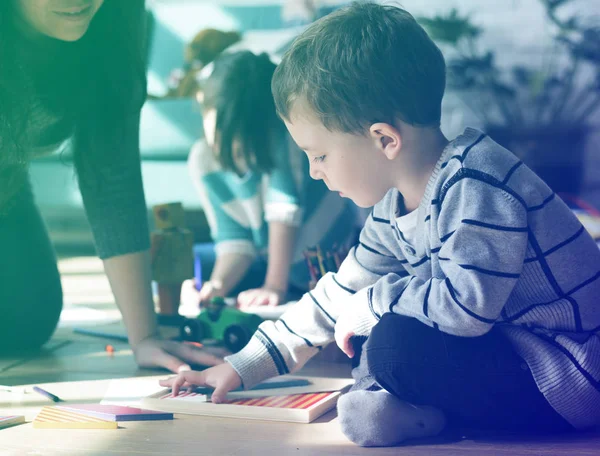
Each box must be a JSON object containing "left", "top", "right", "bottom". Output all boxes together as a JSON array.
[
  {"left": 224, "top": 335, "right": 280, "bottom": 390},
  {"left": 348, "top": 288, "right": 379, "bottom": 336}
]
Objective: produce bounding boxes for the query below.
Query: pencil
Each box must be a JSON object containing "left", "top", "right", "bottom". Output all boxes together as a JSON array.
[
  {"left": 33, "top": 386, "right": 62, "bottom": 403},
  {"left": 73, "top": 328, "right": 128, "bottom": 342}
]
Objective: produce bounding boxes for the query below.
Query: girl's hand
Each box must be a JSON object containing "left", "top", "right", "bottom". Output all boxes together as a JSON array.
[
  {"left": 181, "top": 279, "right": 224, "bottom": 308},
  {"left": 237, "top": 287, "right": 286, "bottom": 309}
]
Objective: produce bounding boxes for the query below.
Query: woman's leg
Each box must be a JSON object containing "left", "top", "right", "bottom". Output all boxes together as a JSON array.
[{"left": 0, "top": 182, "right": 63, "bottom": 353}]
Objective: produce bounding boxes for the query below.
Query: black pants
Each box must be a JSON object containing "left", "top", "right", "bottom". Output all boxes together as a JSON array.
[
  {"left": 351, "top": 313, "right": 573, "bottom": 433},
  {"left": 0, "top": 182, "right": 63, "bottom": 353}
]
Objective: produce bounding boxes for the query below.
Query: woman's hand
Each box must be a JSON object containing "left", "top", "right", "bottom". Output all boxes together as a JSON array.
[
  {"left": 237, "top": 286, "right": 285, "bottom": 309},
  {"left": 159, "top": 362, "right": 242, "bottom": 403},
  {"left": 133, "top": 336, "right": 229, "bottom": 373}
]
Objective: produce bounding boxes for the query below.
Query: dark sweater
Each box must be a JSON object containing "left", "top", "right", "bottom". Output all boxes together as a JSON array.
[{"left": 0, "top": 2, "right": 149, "bottom": 259}]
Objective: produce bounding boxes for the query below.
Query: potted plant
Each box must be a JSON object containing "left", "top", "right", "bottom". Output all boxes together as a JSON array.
[{"left": 419, "top": 0, "right": 600, "bottom": 194}]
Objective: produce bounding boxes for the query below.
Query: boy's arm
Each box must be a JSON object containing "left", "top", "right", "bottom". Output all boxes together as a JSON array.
[
  {"left": 225, "top": 202, "right": 408, "bottom": 388},
  {"left": 342, "top": 178, "right": 529, "bottom": 338}
]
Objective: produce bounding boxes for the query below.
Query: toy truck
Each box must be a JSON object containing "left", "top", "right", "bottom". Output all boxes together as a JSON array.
[{"left": 180, "top": 297, "right": 263, "bottom": 353}]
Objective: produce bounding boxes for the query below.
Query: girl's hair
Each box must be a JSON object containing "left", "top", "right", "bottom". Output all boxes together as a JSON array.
[
  {"left": 0, "top": 0, "right": 147, "bottom": 175},
  {"left": 202, "top": 51, "right": 283, "bottom": 175}
]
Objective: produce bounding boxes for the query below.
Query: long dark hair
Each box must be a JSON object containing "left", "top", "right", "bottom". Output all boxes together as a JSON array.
[
  {"left": 0, "top": 0, "right": 147, "bottom": 176},
  {"left": 202, "top": 51, "right": 283, "bottom": 175}
]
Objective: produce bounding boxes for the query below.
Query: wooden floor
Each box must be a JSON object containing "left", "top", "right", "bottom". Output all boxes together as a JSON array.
[{"left": 0, "top": 256, "right": 598, "bottom": 455}]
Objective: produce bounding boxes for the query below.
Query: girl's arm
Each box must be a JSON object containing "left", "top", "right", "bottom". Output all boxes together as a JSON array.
[{"left": 264, "top": 221, "right": 298, "bottom": 293}]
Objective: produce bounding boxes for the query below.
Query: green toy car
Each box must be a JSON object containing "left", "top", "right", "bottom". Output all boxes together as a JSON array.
[{"left": 180, "top": 297, "right": 263, "bottom": 353}]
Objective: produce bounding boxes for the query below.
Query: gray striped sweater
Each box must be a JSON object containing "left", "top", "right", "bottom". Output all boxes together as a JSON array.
[{"left": 225, "top": 128, "right": 600, "bottom": 429}]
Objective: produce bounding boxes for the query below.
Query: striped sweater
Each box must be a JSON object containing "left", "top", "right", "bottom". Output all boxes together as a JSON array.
[
  {"left": 188, "top": 133, "right": 356, "bottom": 288},
  {"left": 226, "top": 127, "right": 600, "bottom": 429}
]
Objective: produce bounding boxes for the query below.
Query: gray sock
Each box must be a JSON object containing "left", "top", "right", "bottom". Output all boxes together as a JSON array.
[{"left": 337, "top": 389, "right": 446, "bottom": 447}]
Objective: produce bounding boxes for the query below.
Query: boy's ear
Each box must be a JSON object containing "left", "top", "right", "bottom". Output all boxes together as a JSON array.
[{"left": 369, "top": 122, "right": 402, "bottom": 160}]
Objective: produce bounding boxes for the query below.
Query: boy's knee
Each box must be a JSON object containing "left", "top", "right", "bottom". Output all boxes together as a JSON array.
[{"left": 368, "top": 313, "right": 413, "bottom": 350}]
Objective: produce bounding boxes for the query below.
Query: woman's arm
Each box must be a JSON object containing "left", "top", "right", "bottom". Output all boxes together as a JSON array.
[{"left": 102, "top": 250, "right": 157, "bottom": 347}]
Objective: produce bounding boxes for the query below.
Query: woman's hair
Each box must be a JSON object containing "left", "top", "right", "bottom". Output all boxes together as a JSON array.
[
  {"left": 202, "top": 50, "right": 283, "bottom": 175},
  {"left": 0, "top": 0, "right": 148, "bottom": 174}
]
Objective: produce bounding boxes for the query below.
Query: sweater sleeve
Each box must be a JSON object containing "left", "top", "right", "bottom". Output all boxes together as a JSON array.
[
  {"left": 77, "top": 112, "right": 150, "bottom": 260},
  {"left": 347, "top": 175, "right": 529, "bottom": 337},
  {"left": 224, "top": 204, "right": 408, "bottom": 388}
]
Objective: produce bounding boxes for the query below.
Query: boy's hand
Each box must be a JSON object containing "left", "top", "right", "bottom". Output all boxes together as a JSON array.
[
  {"left": 238, "top": 287, "right": 285, "bottom": 308},
  {"left": 159, "top": 362, "right": 242, "bottom": 403},
  {"left": 334, "top": 312, "right": 356, "bottom": 358}
]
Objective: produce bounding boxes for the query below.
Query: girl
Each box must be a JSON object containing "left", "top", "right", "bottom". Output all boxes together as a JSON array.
[{"left": 187, "top": 51, "right": 356, "bottom": 308}]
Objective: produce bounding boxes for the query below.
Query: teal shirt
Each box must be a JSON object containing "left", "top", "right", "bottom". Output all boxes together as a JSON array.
[{"left": 188, "top": 133, "right": 356, "bottom": 288}]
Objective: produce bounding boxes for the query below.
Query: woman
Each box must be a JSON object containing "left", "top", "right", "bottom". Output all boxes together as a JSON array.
[{"left": 0, "top": 0, "right": 222, "bottom": 371}]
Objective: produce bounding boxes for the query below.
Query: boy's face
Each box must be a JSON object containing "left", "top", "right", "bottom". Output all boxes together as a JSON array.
[{"left": 284, "top": 106, "right": 392, "bottom": 208}]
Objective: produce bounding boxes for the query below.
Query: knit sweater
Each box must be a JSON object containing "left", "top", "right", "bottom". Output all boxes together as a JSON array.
[
  {"left": 0, "top": 2, "right": 149, "bottom": 260},
  {"left": 226, "top": 127, "right": 600, "bottom": 430}
]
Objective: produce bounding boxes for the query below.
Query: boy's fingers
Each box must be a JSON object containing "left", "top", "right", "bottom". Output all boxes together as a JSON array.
[
  {"left": 211, "top": 383, "right": 230, "bottom": 404},
  {"left": 344, "top": 333, "right": 355, "bottom": 358},
  {"left": 159, "top": 376, "right": 176, "bottom": 387}
]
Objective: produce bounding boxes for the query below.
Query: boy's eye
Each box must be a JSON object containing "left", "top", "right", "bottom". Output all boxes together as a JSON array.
[{"left": 312, "top": 155, "right": 326, "bottom": 163}]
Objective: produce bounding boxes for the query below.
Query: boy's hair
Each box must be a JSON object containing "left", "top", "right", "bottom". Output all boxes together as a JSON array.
[
  {"left": 272, "top": 1, "right": 446, "bottom": 133},
  {"left": 202, "top": 51, "right": 281, "bottom": 175}
]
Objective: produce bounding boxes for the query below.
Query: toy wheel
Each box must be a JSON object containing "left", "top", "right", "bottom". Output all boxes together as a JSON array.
[
  {"left": 223, "top": 325, "right": 249, "bottom": 353},
  {"left": 180, "top": 319, "right": 204, "bottom": 342}
]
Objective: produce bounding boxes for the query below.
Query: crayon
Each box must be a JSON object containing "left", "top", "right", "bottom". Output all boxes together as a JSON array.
[
  {"left": 316, "top": 245, "right": 327, "bottom": 276},
  {"left": 303, "top": 250, "right": 318, "bottom": 282}
]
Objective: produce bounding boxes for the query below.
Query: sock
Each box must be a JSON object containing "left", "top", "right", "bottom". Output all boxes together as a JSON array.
[{"left": 337, "top": 389, "right": 446, "bottom": 447}]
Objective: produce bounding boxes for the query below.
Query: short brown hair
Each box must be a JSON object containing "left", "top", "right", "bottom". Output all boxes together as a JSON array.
[{"left": 272, "top": 1, "right": 446, "bottom": 132}]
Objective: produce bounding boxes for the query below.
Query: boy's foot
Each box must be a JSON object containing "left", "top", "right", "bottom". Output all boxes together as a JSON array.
[{"left": 337, "top": 389, "right": 446, "bottom": 447}]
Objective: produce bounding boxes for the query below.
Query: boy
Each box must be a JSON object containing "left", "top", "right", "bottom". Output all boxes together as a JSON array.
[{"left": 161, "top": 2, "right": 600, "bottom": 446}]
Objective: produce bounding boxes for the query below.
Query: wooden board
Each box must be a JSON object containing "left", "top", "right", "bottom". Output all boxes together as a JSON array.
[
  {"left": 142, "top": 389, "right": 341, "bottom": 423},
  {"left": 33, "top": 407, "right": 118, "bottom": 429},
  {"left": 54, "top": 404, "right": 173, "bottom": 422}
]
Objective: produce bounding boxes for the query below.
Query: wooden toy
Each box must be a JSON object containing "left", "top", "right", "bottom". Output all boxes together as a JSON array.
[
  {"left": 142, "top": 390, "right": 341, "bottom": 423},
  {"left": 54, "top": 404, "right": 173, "bottom": 422},
  {"left": 150, "top": 202, "right": 194, "bottom": 315},
  {"left": 33, "top": 407, "right": 117, "bottom": 429}
]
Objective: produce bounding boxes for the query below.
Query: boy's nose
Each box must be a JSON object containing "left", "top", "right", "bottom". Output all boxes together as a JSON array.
[{"left": 309, "top": 165, "right": 323, "bottom": 181}]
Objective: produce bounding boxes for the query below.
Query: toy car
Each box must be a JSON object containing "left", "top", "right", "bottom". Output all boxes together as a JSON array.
[{"left": 179, "top": 297, "right": 263, "bottom": 353}]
